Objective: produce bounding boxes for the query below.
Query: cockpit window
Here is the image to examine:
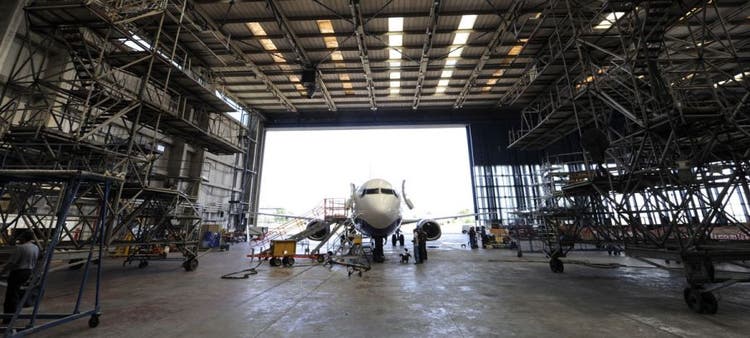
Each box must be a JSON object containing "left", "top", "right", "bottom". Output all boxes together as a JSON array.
[
  {"left": 361, "top": 188, "right": 379, "bottom": 197},
  {"left": 360, "top": 188, "right": 398, "bottom": 197},
  {"left": 381, "top": 188, "right": 397, "bottom": 196}
]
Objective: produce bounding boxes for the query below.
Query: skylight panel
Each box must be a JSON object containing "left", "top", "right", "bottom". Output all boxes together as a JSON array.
[
  {"left": 388, "top": 17, "right": 404, "bottom": 32},
  {"left": 458, "top": 15, "right": 478, "bottom": 30},
  {"left": 260, "top": 39, "right": 277, "bottom": 51},
  {"left": 389, "top": 48, "right": 401, "bottom": 60},
  {"left": 316, "top": 19, "right": 351, "bottom": 96},
  {"left": 508, "top": 45, "right": 523, "bottom": 56},
  {"left": 388, "top": 15, "right": 404, "bottom": 96},
  {"left": 246, "top": 22, "right": 266, "bottom": 36},
  {"left": 389, "top": 34, "right": 403, "bottom": 47},
  {"left": 440, "top": 70, "right": 453, "bottom": 78},
  {"left": 324, "top": 36, "right": 339, "bottom": 49},
  {"left": 715, "top": 71, "right": 750, "bottom": 87},
  {"left": 317, "top": 20, "right": 334, "bottom": 34},
  {"left": 453, "top": 32, "right": 470, "bottom": 45},
  {"left": 448, "top": 47, "right": 464, "bottom": 58},
  {"left": 593, "top": 12, "right": 624, "bottom": 30}
]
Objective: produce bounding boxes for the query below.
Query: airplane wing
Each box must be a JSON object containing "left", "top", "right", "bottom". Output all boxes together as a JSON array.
[
  {"left": 400, "top": 213, "right": 488, "bottom": 225},
  {"left": 252, "top": 212, "right": 318, "bottom": 221}
]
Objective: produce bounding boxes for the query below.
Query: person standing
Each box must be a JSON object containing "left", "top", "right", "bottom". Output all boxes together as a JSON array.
[
  {"left": 2, "top": 231, "right": 39, "bottom": 324},
  {"left": 468, "top": 227, "right": 478, "bottom": 249},
  {"left": 412, "top": 228, "right": 422, "bottom": 264},
  {"left": 418, "top": 227, "right": 428, "bottom": 261}
]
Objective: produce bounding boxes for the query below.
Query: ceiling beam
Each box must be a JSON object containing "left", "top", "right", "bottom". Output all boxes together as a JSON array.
[
  {"left": 349, "top": 0, "right": 377, "bottom": 111},
  {"left": 215, "top": 9, "right": 504, "bottom": 25},
  {"left": 412, "top": 0, "right": 441, "bottom": 110},
  {"left": 215, "top": 62, "right": 535, "bottom": 77},
  {"left": 190, "top": 2, "right": 297, "bottom": 112},
  {"left": 264, "top": 0, "right": 337, "bottom": 111},
  {"left": 453, "top": 1, "right": 528, "bottom": 109}
]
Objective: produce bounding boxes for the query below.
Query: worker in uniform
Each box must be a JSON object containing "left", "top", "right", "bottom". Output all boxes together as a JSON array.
[
  {"left": 1, "top": 231, "right": 39, "bottom": 324},
  {"left": 468, "top": 227, "right": 478, "bottom": 249},
  {"left": 418, "top": 227, "right": 428, "bottom": 261},
  {"left": 412, "top": 228, "right": 422, "bottom": 264}
]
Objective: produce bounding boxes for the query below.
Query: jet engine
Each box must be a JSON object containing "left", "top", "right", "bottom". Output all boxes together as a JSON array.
[
  {"left": 305, "top": 219, "right": 330, "bottom": 241},
  {"left": 416, "top": 219, "right": 442, "bottom": 241}
]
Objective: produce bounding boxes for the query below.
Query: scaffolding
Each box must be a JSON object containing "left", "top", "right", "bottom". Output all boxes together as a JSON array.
[
  {"left": 507, "top": 0, "right": 750, "bottom": 313},
  {"left": 0, "top": 0, "right": 256, "bottom": 333},
  {"left": 0, "top": 170, "right": 115, "bottom": 335}
]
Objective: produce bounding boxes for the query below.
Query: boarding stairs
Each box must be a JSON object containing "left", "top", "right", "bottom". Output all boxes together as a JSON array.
[{"left": 252, "top": 198, "right": 350, "bottom": 251}]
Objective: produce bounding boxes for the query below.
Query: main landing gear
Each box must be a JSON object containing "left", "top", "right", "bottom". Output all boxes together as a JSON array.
[{"left": 683, "top": 287, "right": 718, "bottom": 314}]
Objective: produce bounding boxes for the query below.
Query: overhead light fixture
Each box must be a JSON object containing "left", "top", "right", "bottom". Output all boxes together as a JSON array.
[
  {"left": 438, "top": 79, "right": 450, "bottom": 87},
  {"left": 435, "top": 86, "right": 447, "bottom": 94},
  {"left": 508, "top": 45, "right": 523, "bottom": 56},
  {"left": 440, "top": 70, "right": 453, "bottom": 78}
]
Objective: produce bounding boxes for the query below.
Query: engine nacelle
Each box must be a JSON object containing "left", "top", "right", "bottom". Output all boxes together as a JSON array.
[
  {"left": 305, "top": 219, "right": 330, "bottom": 241},
  {"left": 416, "top": 219, "right": 442, "bottom": 241}
]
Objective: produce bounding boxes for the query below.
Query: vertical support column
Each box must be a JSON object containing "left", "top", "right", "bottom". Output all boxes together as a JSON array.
[{"left": 0, "top": 0, "right": 24, "bottom": 74}]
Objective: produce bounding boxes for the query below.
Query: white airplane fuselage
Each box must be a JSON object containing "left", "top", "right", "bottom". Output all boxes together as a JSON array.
[{"left": 351, "top": 178, "right": 402, "bottom": 238}]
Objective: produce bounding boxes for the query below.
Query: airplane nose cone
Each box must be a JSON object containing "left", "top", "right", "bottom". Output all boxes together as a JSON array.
[{"left": 360, "top": 196, "right": 399, "bottom": 229}]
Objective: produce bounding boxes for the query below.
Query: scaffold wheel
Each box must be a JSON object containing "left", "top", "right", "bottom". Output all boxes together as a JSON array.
[
  {"left": 69, "top": 259, "right": 84, "bottom": 270},
  {"left": 138, "top": 260, "right": 148, "bottom": 269},
  {"left": 88, "top": 315, "right": 100, "bottom": 328},
  {"left": 549, "top": 258, "right": 564, "bottom": 273},
  {"left": 183, "top": 258, "right": 199, "bottom": 271}
]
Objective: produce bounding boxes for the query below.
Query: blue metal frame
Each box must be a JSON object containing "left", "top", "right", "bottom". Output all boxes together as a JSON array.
[{"left": 1, "top": 176, "right": 111, "bottom": 337}]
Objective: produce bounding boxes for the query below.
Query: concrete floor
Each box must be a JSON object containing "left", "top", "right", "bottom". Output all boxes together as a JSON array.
[{"left": 25, "top": 234, "right": 750, "bottom": 337}]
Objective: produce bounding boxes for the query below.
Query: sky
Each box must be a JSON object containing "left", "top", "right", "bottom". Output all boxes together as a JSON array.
[{"left": 258, "top": 126, "right": 475, "bottom": 220}]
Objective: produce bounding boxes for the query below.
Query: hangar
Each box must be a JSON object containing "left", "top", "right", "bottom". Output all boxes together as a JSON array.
[{"left": 0, "top": 0, "right": 749, "bottom": 336}]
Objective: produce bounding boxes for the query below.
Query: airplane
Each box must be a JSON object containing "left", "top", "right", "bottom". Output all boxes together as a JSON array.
[{"left": 257, "top": 178, "right": 477, "bottom": 263}]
